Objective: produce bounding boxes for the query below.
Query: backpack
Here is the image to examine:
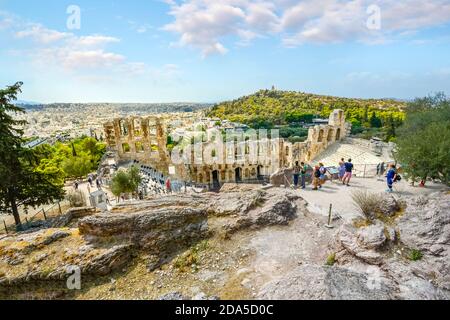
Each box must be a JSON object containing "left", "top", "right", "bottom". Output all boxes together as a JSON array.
[
  {"left": 395, "top": 174, "right": 402, "bottom": 182},
  {"left": 314, "top": 170, "right": 321, "bottom": 178}
]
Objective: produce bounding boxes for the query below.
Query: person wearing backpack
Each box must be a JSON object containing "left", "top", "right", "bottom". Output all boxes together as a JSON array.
[
  {"left": 300, "top": 162, "right": 308, "bottom": 189},
  {"left": 312, "top": 165, "right": 321, "bottom": 190},
  {"left": 386, "top": 164, "right": 397, "bottom": 193},
  {"left": 318, "top": 163, "right": 327, "bottom": 188}
]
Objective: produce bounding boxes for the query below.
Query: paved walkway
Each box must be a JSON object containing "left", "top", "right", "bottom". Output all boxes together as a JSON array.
[{"left": 293, "top": 177, "right": 447, "bottom": 222}]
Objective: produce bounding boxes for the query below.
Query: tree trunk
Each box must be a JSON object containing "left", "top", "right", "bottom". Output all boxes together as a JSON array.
[{"left": 9, "top": 194, "right": 22, "bottom": 227}]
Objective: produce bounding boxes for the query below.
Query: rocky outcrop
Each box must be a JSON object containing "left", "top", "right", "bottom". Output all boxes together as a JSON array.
[
  {"left": 0, "top": 229, "right": 134, "bottom": 286},
  {"left": 79, "top": 207, "right": 208, "bottom": 255},
  {"left": 224, "top": 190, "right": 300, "bottom": 235},
  {"left": 258, "top": 264, "right": 394, "bottom": 300},
  {"left": 269, "top": 168, "right": 293, "bottom": 187},
  {"left": 338, "top": 223, "right": 385, "bottom": 265},
  {"left": 377, "top": 195, "right": 401, "bottom": 217},
  {"left": 335, "top": 190, "right": 450, "bottom": 299},
  {"left": 102, "top": 186, "right": 302, "bottom": 238}
]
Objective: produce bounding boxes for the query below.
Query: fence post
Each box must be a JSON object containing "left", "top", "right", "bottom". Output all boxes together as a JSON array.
[
  {"left": 3, "top": 220, "right": 7, "bottom": 234},
  {"left": 42, "top": 208, "right": 47, "bottom": 220},
  {"left": 58, "top": 202, "right": 62, "bottom": 215},
  {"left": 325, "top": 204, "right": 334, "bottom": 228}
]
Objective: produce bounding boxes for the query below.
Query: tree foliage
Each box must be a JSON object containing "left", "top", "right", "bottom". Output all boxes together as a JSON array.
[
  {"left": 111, "top": 166, "right": 142, "bottom": 197},
  {"left": 34, "top": 136, "right": 106, "bottom": 179},
  {"left": 0, "top": 82, "right": 65, "bottom": 227},
  {"left": 395, "top": 93, "right": 450, "bottom": 185},
  {"left": 207, "top": 89, "right": 405, "bottom": 140}
]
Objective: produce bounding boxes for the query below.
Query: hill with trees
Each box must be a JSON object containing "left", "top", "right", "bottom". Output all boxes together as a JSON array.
[{"left": 207, "top": 89, "right": 406, "bottom": 141}]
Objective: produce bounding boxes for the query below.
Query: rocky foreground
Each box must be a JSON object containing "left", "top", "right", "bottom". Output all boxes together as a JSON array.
[{"left": 0, "top": 185, "right": 448, "bottom": 300}]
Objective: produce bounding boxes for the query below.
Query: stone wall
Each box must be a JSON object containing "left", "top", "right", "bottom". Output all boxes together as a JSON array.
[
  {"left": 103, "top": 109, "right": 348, "bottom": 184},
  {"left": 104, "top": 116, "right": 170, "bottom": 174}
]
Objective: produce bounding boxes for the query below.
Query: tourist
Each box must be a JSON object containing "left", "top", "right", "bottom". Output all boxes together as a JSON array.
[
  {"left": 74, "top": 181, "right": 79, "bottom": 190},
  {"left": 312, "top": 165, "right": 321, "bottom": 190},
  {"left": 293, "top": 161, "right": 301, "bottom": 188},
  {"left": 342, "top": 159, "right": 353, "bottom": 186},
  {"left": 338, "top": 158, "right": 345, "bottom": 181},
  {"left": 318, "top": 163, "right": 327, "bottom": 188},
  {"left": 96, "top": 179, "right": 102, "bottom": 189},
  {"left": 166, "top": 178, "right": 172, "bottom": 193},
  {"left": 87, "top": 175, "right": 93, "bottom": 187},
  {"left": 377, "top": 162, "right": 385, "bottom": 177},
  {"left": 300, "top": 162, "right": 308, "bottom": 189},
  {"left": 386, "top": 164, "right": 397, "bottom": 193}
]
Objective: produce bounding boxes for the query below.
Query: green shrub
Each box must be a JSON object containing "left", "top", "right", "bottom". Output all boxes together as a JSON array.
[
  {"left": 409, "top": 249, "right": 423, "bottom": 261},
  {"left": 326, "top": 253, "right": 336, "bottom": 266}
]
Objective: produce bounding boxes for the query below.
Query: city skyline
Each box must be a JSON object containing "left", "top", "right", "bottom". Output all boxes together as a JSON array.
[{"left": 1, "top": 0, "right": 450, "bottom": 103}]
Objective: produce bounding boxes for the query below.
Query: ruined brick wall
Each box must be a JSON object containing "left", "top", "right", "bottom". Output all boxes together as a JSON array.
[
  {"left": 104, "top": 109, "right": 348, "bottom": 184},
  {"left": 103, "top": 116, "right": 170, "bottom": 174}
]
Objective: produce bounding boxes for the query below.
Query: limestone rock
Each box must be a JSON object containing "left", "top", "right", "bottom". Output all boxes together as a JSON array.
[
  {"left": 356, "top": 222, "right": 386, "bottom": 249},
  {"left": 270, "top": 168, "right": 293, "bottom": 187},
  {"left": 79, "top": 207, "right": 208, "bottom": 255},
  {"left": 338, "top": 224, "right": 383, "bottom": 265},
  {"left": 80, "top": 244, "right": 134, "bottom": 276},
  {"left": 378, "top": 195, "right": 401, "bottom": 216},
  {"left": 257, "top": 265, "right": 394, "bottom": 300}
]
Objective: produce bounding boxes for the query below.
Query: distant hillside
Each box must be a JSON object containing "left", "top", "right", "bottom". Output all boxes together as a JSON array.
[{"left": 207, "top": 89, "right": 406, "bottom": 141}]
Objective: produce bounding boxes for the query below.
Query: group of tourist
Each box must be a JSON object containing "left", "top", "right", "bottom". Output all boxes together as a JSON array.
[
  {"left": 292, "top": 158, "right": 400, "bottom": 192},
  {"left": 72, "top": 174, "right": 103, "bottom": 192}
]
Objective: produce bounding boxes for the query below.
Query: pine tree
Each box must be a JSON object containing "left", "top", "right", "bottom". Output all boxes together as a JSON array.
[{"left": 0, "top": 82, "right": 65, "bottom": 229}]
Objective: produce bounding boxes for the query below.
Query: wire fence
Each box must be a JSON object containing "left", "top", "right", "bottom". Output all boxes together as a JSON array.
[{"left": 0, "top": 200, "right": 71, "bottom": 235}]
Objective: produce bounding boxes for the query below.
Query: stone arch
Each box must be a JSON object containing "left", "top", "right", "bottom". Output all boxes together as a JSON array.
[
  {"left": 327, "top": 129, "right": 334, "bottom": 142},
  {"left": 122, "top": 143, "right": 130, "bottom": 153},
  {"left": 119, "top": 120, "right": 128, "bottom": 136},
  {"left": 235, "top": 167, "right": 242, "bottom": 182},
  {"left": 257, "top": 165, "right": 263, "bottom": 177},
  {"left": 336, "top": 128, "right": 341, "bottom": 140},
  {"left": 135, "top": 142, "right": 144, "bottom": 153},
  {"left": 133, "top": 118, "right": 142, "bottom": 136},
  {"left": 251, "top": 168, "right": 256, "bottom": 177},
  {"left": 244, "top": 168, "right": 250, "bottom": 179},
  {"left": 318, "top": 129, "right": 324, "bottom": 143}
]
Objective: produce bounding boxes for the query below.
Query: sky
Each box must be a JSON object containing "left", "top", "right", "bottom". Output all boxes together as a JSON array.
[{"left": 1, "top": 0, "right": 450, "bottom": 103}]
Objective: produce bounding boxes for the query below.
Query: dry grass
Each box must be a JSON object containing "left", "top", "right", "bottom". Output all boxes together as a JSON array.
[{"left": 351, "top": 190, "right": 383, "bottom": 221}]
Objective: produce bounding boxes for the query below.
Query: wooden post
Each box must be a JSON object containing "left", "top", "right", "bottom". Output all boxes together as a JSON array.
[
  {"left": 58, "top": 202, "right": 62, "bottom": 215},
  {"left": 42, "top": 208, "right": 47, "bottom": 220},
  {"left": 3, "top": 220, "right": 7, "bottom": 234},
  {"left": 325, "top": 204, "right": 334, "bottom": 229}
]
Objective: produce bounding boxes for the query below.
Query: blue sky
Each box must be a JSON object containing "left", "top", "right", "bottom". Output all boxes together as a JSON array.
[{"left": 1, "top": 0, "right": 450, "bottom": 103}]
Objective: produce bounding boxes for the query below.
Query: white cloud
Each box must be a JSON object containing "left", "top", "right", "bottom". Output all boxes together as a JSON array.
[
  {"left": 0, "top": 11, "right": 15, "bottom": 30},
  {"left": 15, "top": 24, "right": 71, "bottom": 44},
  {"left": 72, "top": 35, "right": 120, "bottom": 47},
  {"left": 7, "top": 14, "right": 179, "bottom": 82},
  {"left": 163, "top": 0, "right": 450, "bottom": 56}
]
